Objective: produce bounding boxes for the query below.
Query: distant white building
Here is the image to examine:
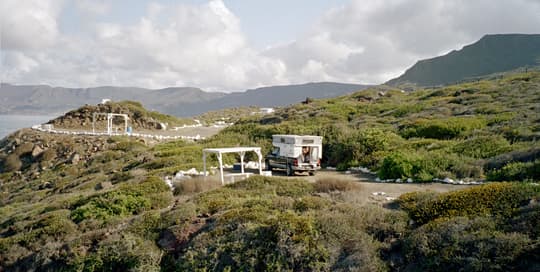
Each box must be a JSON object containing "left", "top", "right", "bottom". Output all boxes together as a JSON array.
[
  {"left": 260, "top": 108, "right": 275, "bottom": 114},
  {"left": 101, "top": 98, "right": 111, "bottom": 104}
]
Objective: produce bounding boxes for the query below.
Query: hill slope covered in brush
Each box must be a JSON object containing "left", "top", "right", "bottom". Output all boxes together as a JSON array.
[
  {"left": 387, "top": 34, "right": 540, "bottom": 86},
  {"left": 0, "top": 71, "right": 539, "bottom": 271}
]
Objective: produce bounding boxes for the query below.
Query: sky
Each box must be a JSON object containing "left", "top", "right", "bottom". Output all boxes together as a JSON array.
[{"left": 1, "top": 0, "right": 540, "bottom": 91}]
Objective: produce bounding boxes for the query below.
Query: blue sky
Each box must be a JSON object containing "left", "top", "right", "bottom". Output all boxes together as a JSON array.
[{"left": 2, "top": 0, "right": 540, "bottom": 91}]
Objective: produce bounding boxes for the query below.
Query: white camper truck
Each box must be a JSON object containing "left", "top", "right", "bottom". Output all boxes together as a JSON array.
[{"left": 265, "top": 134, "right": 322, "bottom": 176}]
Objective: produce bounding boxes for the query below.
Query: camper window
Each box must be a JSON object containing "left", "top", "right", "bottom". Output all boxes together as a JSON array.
[{"left": 301, "top": 146, "right": 310, "bottom": 162}]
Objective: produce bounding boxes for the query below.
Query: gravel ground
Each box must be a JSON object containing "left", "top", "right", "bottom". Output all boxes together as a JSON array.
[{"left": 238, "top": 168, "right": 474, "bottom": 205}]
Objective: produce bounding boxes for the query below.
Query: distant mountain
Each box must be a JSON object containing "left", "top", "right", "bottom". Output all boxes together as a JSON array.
[
  {"left": 0, "top": 82, "right": 368, "bottom": 117},
  {"left": 0, "top": 84, "right": 222, "bottom": 115},
  {"left": 387, "top": 34, "right": 540, "bottom": 86},
  {"left": 166, "top": 82, "right": 369, "bottom": 116}
]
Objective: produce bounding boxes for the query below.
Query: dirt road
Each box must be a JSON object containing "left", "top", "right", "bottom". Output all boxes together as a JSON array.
[{"left": 265, "top": 169, "right": 473, "bottom": 205}]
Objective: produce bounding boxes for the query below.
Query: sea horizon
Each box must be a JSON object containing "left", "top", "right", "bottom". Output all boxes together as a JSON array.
[{"left": 0, "top": 114, "right": 57, "bottom": 139}]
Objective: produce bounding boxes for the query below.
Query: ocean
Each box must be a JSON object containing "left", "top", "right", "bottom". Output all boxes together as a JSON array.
[{"left": 0, "top": 115, "right": 56, "bottom": 139}]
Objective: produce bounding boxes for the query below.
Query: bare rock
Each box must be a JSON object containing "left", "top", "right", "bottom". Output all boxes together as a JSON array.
[
  {"left": 31, "top": 145, "right": 44, "bottom": 158},
  {"left": 96, "top": 181, "right": 113, "bottom": 190},
  {"left": 158, "top": 228, "right": 179, "bottom": 251},
  {"left": 70, "top": 153, "right": 80, "bottom": 164}
]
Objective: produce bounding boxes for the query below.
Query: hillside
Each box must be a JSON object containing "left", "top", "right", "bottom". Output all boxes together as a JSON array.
[
  {"left": 387, "top": 34, "right": 540, "bottom": 86},
  {"left": 228, "top": 71, "right": 540, "bottom": 182},
  {"left": 1, "top": 72, "right": 539, "bottom": 271},
  {"left": 0, "top": 82, "right": 368, "bottom": 117},
  {"left": 47, "top": 101, "right": 196, "bottom": 130}
]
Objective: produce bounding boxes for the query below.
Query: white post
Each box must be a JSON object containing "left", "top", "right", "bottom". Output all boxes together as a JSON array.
[
  {"left": 107, "top": 114, "right": 112, "bottom": 135},
  {"left": 240, "top": 151, "right": 245, "bottom": 174},
  {"left": 203, "top": 152, "right": 207, "bottom": 177},
  {"left": 256, "top": 149, "right": 263, "bottom": 175},
  {"left": 124, "top": 115, "right": 128, "bottom": 134},
  {"left": 218, "top": 153, "right": 224, "bottom": 185}
]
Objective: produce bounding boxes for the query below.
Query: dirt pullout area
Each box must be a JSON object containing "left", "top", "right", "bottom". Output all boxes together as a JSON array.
[{"left": 270, "top": 169, "right": 473, "bottom": 205}]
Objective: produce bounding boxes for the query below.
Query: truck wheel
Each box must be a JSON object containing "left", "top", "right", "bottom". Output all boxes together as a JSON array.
[
  {"left": 265, "top": 160, "right": 272, "bottom": 171},
  {"left": 286, "top": 164, "right": 294, "bottom": 176},
  {"left": 308, "top": 171, "right": 315, "bottom": 176}
]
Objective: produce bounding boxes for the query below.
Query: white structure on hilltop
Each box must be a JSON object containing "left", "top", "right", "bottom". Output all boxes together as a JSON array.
[
  {"left": 101, "top": 98, "right": 111, "bottom": 104},
  {"left": 260, "top": 108, "right": 275, "bottom": 114},
  {"left": 92, "top": 112, "right": 129, "bottom": 135}
]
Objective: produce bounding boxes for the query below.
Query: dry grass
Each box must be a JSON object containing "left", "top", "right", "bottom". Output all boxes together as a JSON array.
[
  {"left": 314, "top": 177, "right": 363, "bottom": 193},
  {"left": 173, "top": 176, "right": 222, "bottom": 195}
]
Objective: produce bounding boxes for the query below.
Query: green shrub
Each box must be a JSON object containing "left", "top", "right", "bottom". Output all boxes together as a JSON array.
[
  {"left": 507, "top": 203, "right": 540, "bottom": 239},
  {"left": 398, "top": 182, "right": 540, "bottom": 225},
  {"left": 226, "top": 176, "right": 314, "bottom": 198},
  {"left": 176, "top": 211, "right": 329, "bottom": 271},
  {"left": 487, "top": 159, "right": 540, "bottom": 181},
  {"left": 403, "top": 217, "right": 533, "bottom": 271},
  {"left": 378, "top": 152, "right": 415, "bottom": 179},
  {"left": 111, "top": 171, "right": 134, "bottom": 184},
  {"left": 392, "top": 104, "right": 425, "bottom": 117},
  {"left": 3, "top": 154, "right": 22, "bottom": 172},
  {"left": 315, "top": 204, "right": 407, "bottom": 271},
  {"left": 161, "top": 203, "right": 198, "bottom": 227},
  {"left": 294, "top": 196, "right": 331, "bottom": 212},
  {"left": 77, "top": 233, "right": 162, "bottom": 272},
  {"left": 71, "top": 176, "right": 172, "bottom": 223},
  {"left": 173, "top": 176, "right": 222, "bottom": 195},
  {"left": 401, "top": 116, "right": 486, "bottom": 139},
  {"left": 452, "top": 135, "right": 513, "bottom": 159},
  {"left": 378, "top": 150, "right": 483, "bottom": 181},
  {"left": 114, "top": 140, "right": 146, "bottom": 152},
  {"left": 314, "top": 178, "right": 362, "bottom": 193},
  {"left": 127, "top": 211, "right": 163, "bottom": 240}
]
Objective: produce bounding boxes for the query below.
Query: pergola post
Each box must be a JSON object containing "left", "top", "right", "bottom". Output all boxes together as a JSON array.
[
  {"left": 201, "top": 147, "right": 264, "bottom": 185},
  {"left": 217, "top": 153, "right": 224, "bottom": 185},
  {"left": 203, "top": 152, "right": 207, "bottom": 177},
  {"left": 240, "top": 151, "right": 245, "bottom": 174},
  {"left": 256, "top": 149, "right": 262, "bottom": 175},
  {"left": 107, "top": 114, "right": 112, "bottom": 135}
]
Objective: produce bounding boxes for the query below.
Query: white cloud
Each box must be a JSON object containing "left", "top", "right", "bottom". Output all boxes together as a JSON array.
[
  {"left": 266, "top": 0, "right": 540, "bottom": 84},
  {"left": 1, "top": 0, "right": 286, "bottom": 90},
  {"left": 0, "top": 0, "right": 63, "bottom": 50},
  {"left": 1, "top": 0, "right": 540, "bottom": 89}
]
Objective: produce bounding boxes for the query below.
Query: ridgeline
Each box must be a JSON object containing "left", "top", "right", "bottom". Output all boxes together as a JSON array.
[{"left": 387, "top": 34, "right": 540, "bottom": 86}]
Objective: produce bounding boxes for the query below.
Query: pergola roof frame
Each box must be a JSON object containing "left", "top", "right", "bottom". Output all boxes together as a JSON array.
[
  {"left": 203, "top": 147, "right": 263, "bottom": 185},
  {"left": 92, "top": 112, "right": 129, "bottom": 135}
]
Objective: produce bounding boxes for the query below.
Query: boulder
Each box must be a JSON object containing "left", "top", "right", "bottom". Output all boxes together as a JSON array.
[
  {"left": 70, "top": 153, "right": 80, "bottom": 164},
  {"left": 31, "top": 145, "right": 44, "bottom": 158},
  {"left": 96, "top": 181, "right": 113, "bottom": 190}
]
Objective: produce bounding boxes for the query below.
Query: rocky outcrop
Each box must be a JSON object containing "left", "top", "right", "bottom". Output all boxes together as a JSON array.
[
  {"left": 0, "top": 129, "right": 117, "bottom": 178},
  {"left": 47, "top": 101, "right": 179, "bottom": 131}
]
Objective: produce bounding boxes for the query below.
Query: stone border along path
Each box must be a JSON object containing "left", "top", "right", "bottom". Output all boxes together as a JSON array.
[{"left": 31, "top": 125, "right": 204, "bottom": 141}]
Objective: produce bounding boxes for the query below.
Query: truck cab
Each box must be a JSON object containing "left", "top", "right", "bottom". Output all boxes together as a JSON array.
[{"left": 265, "top": 134, "right": 322, "bottom": 176}]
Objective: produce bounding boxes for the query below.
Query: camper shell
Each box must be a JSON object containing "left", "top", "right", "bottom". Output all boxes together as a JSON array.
[{"left": 265, "top": 134, "right": 323, "bottom": 176}]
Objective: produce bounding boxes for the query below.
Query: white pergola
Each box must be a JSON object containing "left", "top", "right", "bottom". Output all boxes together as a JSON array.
[
  {"left": 92, "top": 113, "right": 129, "bottom": 135},
  {"left": 203, "top": 147, "right": 263, "bottom": 185}
]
